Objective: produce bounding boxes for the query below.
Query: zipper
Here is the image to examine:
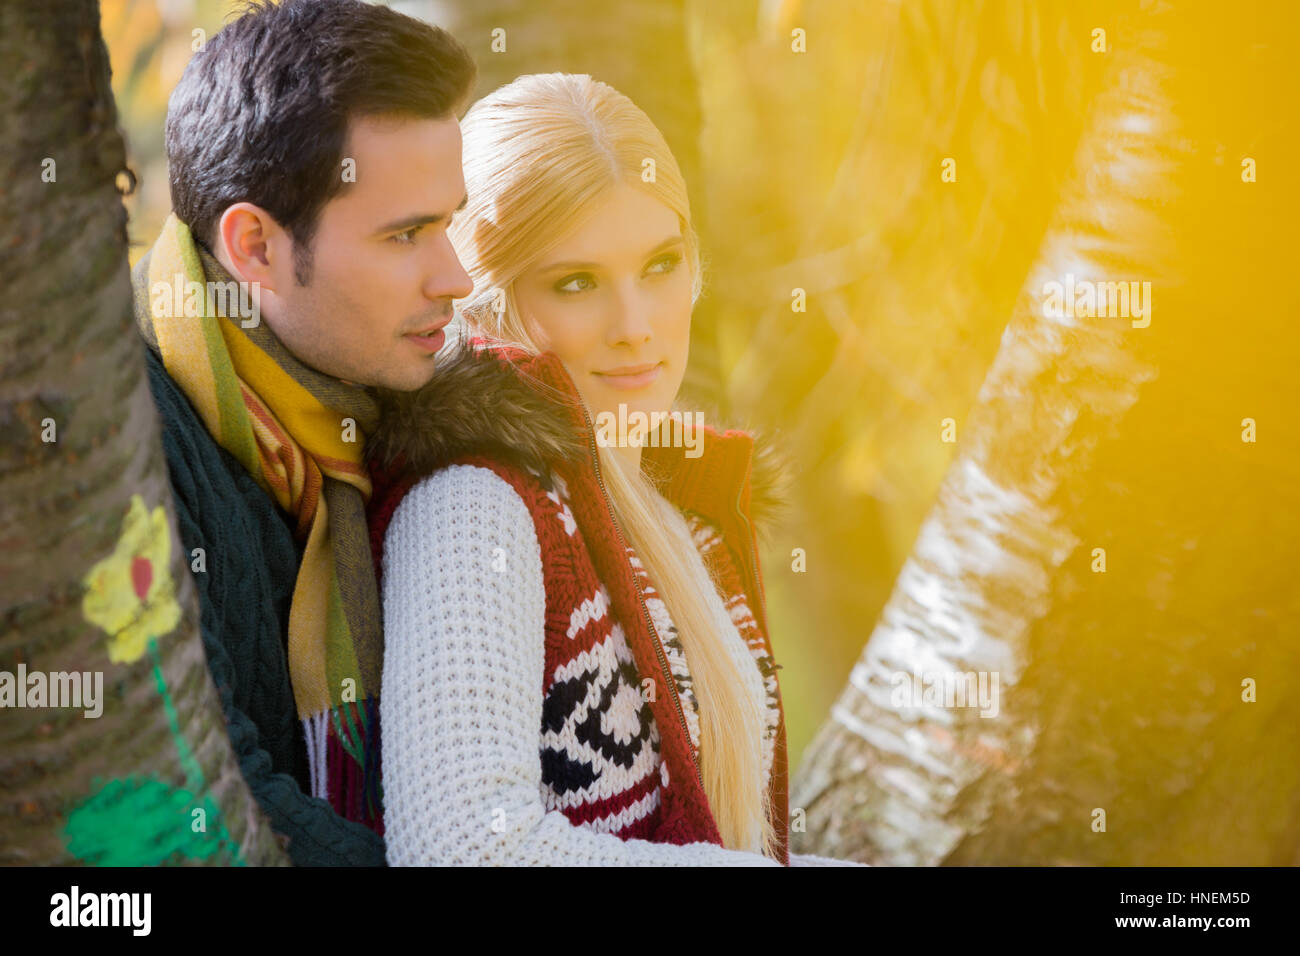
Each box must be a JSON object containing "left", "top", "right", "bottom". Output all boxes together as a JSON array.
[{"left": 576, "top": 400, "right": 710, "bottom": 802}]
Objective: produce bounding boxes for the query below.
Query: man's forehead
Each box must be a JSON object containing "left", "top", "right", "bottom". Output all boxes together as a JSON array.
[{"left": 333, "top": 114, "right": 465, "bottom": 213}]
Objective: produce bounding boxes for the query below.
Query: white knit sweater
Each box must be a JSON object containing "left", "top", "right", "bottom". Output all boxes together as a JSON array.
[{"left": 380, "top": 464, "right": 861, "bottom": 867}]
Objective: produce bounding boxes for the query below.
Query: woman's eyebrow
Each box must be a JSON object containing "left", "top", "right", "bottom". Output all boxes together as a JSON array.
[{"left": 537, "top": 234, "right": 684, "bottom": 273}]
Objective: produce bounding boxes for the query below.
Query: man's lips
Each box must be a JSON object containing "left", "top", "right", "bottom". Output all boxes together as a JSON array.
[
  {"left": 404, "top": 317, "right": 451, "bottom": 353},
  {"left": 407, "top": 316, "right": 451, "bottom": 337},
  {"left": 592, "top": 361, "right": 664, "bottom": 389}
]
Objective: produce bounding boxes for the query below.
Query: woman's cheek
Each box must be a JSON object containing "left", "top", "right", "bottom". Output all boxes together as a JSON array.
[
  {"left": 525, "top": 293, "right": 595, "bottom": 354},
  {"left": 658, "top": 283, "right": 693, "bottom": 350},
  {"left": 549, "top": 300, "right": 591, "bottom": 343}
]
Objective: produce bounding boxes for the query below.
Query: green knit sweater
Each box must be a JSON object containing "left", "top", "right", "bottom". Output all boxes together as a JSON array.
[{"left": 143, "top": 344, "right": 385, "bottom": 866}]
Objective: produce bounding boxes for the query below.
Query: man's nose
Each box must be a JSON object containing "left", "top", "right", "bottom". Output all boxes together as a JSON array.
[{"left": 424, "top": 231, "right": 474, "bottom": 302}]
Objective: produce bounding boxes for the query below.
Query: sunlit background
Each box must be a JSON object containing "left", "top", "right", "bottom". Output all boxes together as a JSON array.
[{"left": 99, "top": 0, "right": 1300, "bottom": 863}]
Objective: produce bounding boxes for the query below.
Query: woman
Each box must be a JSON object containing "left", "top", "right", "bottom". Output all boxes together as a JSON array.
[{"left": 368, "top": 73, "right": 851, "bottom": 866}]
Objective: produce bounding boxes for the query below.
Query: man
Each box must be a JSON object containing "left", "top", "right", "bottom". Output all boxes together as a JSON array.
[{"left": 132, "top": 0, "right": 476, "bottom": 864}]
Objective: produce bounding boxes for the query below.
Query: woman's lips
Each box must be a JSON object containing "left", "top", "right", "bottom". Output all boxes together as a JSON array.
[{"left": 592, "top": 362, "right": 663, "bottom": 390}]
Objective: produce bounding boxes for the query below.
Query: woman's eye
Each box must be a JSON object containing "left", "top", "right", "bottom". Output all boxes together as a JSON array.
[
  {"left": 552, "top": 255, "right": 679, "bottom": 294},
  {"left": 389, "top": 226, "right": 421, "bottom": 245},
  {"left": 645, "top": 252, "right": 682, "bottom": 276},
  {"left": 555, "top": 273, "right": 596, "bottom": 294}
]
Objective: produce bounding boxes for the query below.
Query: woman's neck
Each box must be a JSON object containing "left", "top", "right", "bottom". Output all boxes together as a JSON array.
[{"left": 609, "top": 442, "right": 643, "bottom": 478}]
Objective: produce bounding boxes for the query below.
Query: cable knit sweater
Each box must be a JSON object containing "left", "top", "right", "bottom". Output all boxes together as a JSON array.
[
  {"left": 381, "top": 463, "right": 784, "bottom": 865},
  {"left": 143, "top": 345, "right": 384, "bottom": 866}
]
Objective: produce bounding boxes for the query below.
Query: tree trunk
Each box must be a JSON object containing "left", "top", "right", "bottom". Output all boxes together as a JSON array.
[
  {"left": 686, "top": 0, "right": 1113, "bottom": 765},
  {"left": 792, "top": 1, "right": 1300, "bottom": 865},
  {"left": 0, "top": 0, "right": 287, "bottom": 865}
]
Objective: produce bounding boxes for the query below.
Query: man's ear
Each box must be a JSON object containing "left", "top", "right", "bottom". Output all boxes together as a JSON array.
[{"left": 213, "top": 202, "right": 291, "bottom": 293}]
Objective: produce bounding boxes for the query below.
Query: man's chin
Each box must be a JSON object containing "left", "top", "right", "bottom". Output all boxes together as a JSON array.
[
  {"left": 376, "top": 362, "right": 440, "bottom": 394},
  {"left": 325, "top": 363, "right": 433, "bottom": 393}
]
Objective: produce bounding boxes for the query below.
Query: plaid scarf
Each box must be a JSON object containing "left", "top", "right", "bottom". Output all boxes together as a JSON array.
[{"left": 132, "top": 213, "right": 383, "bottom": 825}]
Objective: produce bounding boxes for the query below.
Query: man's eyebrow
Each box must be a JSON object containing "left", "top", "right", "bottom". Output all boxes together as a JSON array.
[
  {"left": 537, "top": 234, "right": 684, "bottom": 273},
  {"left": 373, "top": 194, "right": 468, "bottom": 236}
]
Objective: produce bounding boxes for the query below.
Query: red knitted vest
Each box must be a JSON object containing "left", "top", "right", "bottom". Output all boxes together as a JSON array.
[
  {"left": 368, "top": 451, "right": 786, "bottom": 856},
  {"left": 365, "top": 346, "right": 791, "bottom": 862}
]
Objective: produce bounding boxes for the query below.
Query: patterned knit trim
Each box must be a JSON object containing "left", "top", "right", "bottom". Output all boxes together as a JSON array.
[
  {"left": 535, "top": 476, "right": 781, "bottom": 829},
  {"left": 521, "top": 471, "right": 673, "bottom": 838},
  {"left": 633, "top": 517, "right": 782, "bottom": 792},
  {"left": 630, "top": 552, "right": 702, "bottom": 760},
  {"left": 686, "top": 515, "right": 783, "bottom": 786}
]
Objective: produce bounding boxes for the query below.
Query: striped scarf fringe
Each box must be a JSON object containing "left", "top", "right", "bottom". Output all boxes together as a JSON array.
[{"left": 305, "top": 699, "right": 384, "bottom": 832}]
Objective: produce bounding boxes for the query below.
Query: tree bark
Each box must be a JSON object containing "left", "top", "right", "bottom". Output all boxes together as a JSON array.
[
  {"left": 688, "top": 0, "right": 1111, "bottom": 759},
  {"left": 792, "top": 1, "right": 1300, "bottom": 865},
  {"left": 0, "top": 0, "right": 287, "bottom": 865}
]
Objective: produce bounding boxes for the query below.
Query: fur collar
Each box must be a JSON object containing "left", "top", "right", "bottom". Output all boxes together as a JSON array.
[{"left": 366, "top": 345, "right": 789, "bottom": 534}]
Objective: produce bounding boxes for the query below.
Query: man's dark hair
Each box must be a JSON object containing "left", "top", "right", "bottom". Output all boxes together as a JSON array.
[{"left": 166, "top": 0, "right": 476, "bottom": 285}]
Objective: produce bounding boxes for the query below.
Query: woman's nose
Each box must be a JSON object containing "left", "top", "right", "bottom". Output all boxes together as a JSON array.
[{"left": 605, "top": 284, "right": 654, "bottom": 347}]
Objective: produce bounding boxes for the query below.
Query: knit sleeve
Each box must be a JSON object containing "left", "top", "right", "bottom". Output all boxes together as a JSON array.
[
  {"left": 146, "top": 346, "right": 385, "bottom": 867},
  {"left": 380, "top": 465, "right": 781, "bottom": 867}
]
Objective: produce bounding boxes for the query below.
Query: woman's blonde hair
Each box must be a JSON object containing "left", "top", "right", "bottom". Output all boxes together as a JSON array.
[{"left": 449, "top": 72, "right": 777, "bottom": 858}]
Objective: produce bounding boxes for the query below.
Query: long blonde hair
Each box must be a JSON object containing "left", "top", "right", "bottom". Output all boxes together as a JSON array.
[{"left": 449, "top": 73, "right": 777, "bottom": 858}]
